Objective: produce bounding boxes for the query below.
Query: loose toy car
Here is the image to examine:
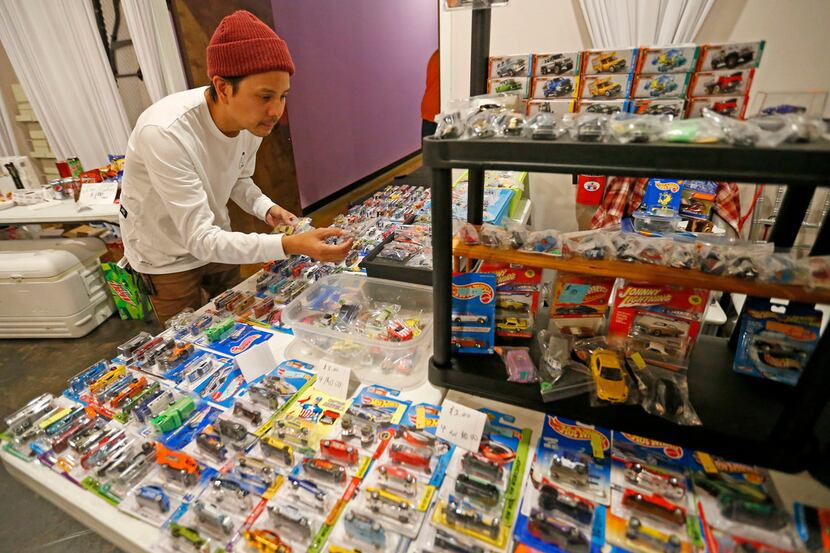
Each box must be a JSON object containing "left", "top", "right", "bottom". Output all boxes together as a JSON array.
[
  {"left": 653, "top": 49, "right": 687, "bottom": 72},
  {"left": 592, "top": 52, "right": 626, "bottom": 72},
  {"left": 591, "top": 349, "right": 629, "bottom": 403},
  {"left": 136, "top": 484, "right": 170, "bottom": 513},
  {"left": 193, "top": 500, "right": 234, "bottom": 535},
  {"left": 344, "top": 510, "right": 386, "bottom": 549},
  {"left": 622, "top": 489, "right": 687, "bottom": 526},
  {"left": 544, "top": 77, "right": 573, "bottom": 97},
  {"left": 589, "top": 77, "right": 623, "bottom": 97},
  {"left": 528, "top": 508, "right": 588, "bottom": 548},
  {"left": 539, "top": 54, "right": 574, "bottom": 75}
]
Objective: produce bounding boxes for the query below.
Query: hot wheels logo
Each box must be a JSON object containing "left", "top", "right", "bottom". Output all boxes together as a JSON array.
[
  {"left": 407, "top": 413, "right": 438, "bottom": 427},
  {"left": 362, "top": 397, "right": 399, "bottom": 409},
  {"left": 654, "top": 180, "right": 680, "bottom": 193},
  {"left": 452, "top": 282, "right": 494, "bottom": 303},
  {"left": 620, "top": 433, "right": 683, "bottom": 459},
  {"left": 212, "top": 375, "right": 244, "bottom": 402},
  {"left": 230, "top": 334, "right": 261, "bottom": 354},
  {"left": 549, "top": 416, "right": 609, "bottom": 450},
  {"left": 108, "top": 282, "right": 136, "bottom": 306}
]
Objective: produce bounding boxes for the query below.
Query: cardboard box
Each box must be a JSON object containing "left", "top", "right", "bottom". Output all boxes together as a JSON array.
[
  {"left": 636, "top": 45, "right": 699, "bottom": 74},
  {"left": 527, "top": 99, "right": 576, "bottom": 116},
  {"left": 685, "top": 95, "right": 748, "bottom": 119},
  {"left": 629, "top": 73, "right": 690, "bottom": 99},
  {"left": 576, "top": 99, "right": 629, "bottom": 115},
  {"left": 696, "top": 40, "right": 765, "bottom": 72},
  {"left": 530, "top": 75, "right": 579, "bottom": 99},
  {"left": 487, "top": 77, "right": 530, "bottom": 99},
  {"left": 581, "top": 48, "right": 638, "bottom": 75},
  {"left": 628, "top": 98, "right": 686, "bottom": 118},
  {"left": 63, "top": 224, "right": 106, "bottom": 238},
  {"left": 532, "top": 52, "right": 580, "bottom": 76},
  {"left": 688, "top": 69, "right": 754, "bottom": 98},
  {"left": 579, "top": 74, "right": 632, "bottom": 100},
  {"left": 488, "top": 54, "right": 532, "bottom": 79}
]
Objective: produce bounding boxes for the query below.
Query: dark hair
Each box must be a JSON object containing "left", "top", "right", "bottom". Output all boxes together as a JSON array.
[{"left": 208, "top": 76, "right": 244, "bottom": 102}]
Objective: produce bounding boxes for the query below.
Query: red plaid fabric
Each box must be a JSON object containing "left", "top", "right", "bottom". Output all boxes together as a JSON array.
[{"left": 590, "top": 177, "right": 741, "bottom": 234}]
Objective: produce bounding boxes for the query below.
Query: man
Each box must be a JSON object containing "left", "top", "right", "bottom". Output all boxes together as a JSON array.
[{"left": 120, "top": 10, "right": 352, "bottom": 323}]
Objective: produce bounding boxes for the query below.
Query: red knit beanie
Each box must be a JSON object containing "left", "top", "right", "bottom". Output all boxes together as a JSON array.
[{"left": 206, "top": 10, "right": 295, "bottom": 78}]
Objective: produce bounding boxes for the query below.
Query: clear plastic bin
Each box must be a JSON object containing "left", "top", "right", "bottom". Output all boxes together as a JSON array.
[
  {"left": 282, "top": 274, "right": 433, "bottom": 389},
  {"left": 631, "top": 210, "right": 681, "bottom": 235}
]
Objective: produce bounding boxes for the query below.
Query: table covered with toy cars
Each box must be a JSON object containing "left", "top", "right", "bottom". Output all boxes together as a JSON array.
[{"left": 2, "top": 264, "right": 830, "bottom": 553}]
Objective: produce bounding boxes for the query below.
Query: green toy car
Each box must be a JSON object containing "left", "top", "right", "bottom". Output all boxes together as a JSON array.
[
  {"left": 151, "top": 396, "right": 196, "bottom": 433},
  {"left": 495, "top": 79, "right": 523, "bottom": 93},
  {"left": 169, "top": 523, "right": 207, "bottom": 549},
  {"left": 204, "top": 317, "right": 235, "bottom": 343}
]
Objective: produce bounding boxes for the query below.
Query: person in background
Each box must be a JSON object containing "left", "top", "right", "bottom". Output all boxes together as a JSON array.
[
  {"left": 119, "top": 10, "right": 352, "bottom": 324},
  {"left": 421, "top": 49, "right": 440, "bottom": 137}
]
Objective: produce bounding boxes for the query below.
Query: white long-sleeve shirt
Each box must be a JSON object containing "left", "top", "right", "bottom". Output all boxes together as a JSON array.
[{"left": 120, "top": 86, "right": 285, "bottom": 275}]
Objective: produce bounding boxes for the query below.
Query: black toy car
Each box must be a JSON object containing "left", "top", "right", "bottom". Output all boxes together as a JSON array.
[
  {"left": 455, "top": 473, "right": 500, "bottom": 507},
  {"left": 538, "top": 484, "right": 594, "bottom": 525}
]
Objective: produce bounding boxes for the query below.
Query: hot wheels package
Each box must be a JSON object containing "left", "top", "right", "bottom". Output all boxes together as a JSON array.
[
  {"left": 119, "top": 470, "right": 185, "bottom": 527},
  {"left": 176, "top": 497, "right": 245, "bottom": 543},
  {"left": 156, "top": 521, "right": 215, "bottom": 553},
  {"left": 452, "top": 272, "right": 497, "bottom": 354},
  {"left": 327, "top": 505, "right": 404, "bottom": 553}
]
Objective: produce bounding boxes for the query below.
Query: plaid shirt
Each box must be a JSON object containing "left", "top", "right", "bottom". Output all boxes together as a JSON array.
[{"left": 591, "top": 177, "right": 741, "bottom": 234}]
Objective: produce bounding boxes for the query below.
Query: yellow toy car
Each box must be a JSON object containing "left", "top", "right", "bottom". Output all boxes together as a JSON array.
[
  {"left": 592, "top": 51, "right": 626, "bottom": 72},
  {"left": 497, "top": 317, "right": 530, "bottom": 331},
  {"left": 589, "top": 77, "right": 622, "bottom": 98},
  {"left": 88, "top": 365, "right": 126, "bottom": 394},
  {"left": 590, "top": 349, "right": 629, "bottom": 403},
  {"left": 260, "top": 435, "right": 295, "bottom": 466}
]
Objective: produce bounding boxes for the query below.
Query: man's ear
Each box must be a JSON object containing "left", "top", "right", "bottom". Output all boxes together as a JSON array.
[{"left": 212, "top": 76, "right": 231, "bottom": 103}]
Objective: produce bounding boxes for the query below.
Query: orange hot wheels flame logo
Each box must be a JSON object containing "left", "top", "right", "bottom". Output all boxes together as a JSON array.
[
  {"left": 230, "top": 334, "right": 260, "bottom": 354},
  {"left": 363, "top": 397, "right": 399, "bottom": 409},
  {"left": 452, "top": 282, "right": 494, "bottom": 303},
  {"left": 654, "top": 181, "right": 680, "bottom": 193},
  {"left": 549, "top": 417, "right": 609, "bottom": 449},
  {"left": 621, "top": 433, "right": 683, "bottom": 459}
]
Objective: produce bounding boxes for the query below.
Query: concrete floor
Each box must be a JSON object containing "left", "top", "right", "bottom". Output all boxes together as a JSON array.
[{"left": 0, "top": 314, "right": 161, "bottom": 553}]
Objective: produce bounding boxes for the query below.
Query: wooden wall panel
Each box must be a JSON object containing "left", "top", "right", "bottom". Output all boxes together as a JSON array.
[{"left": 170, "top": 0, "right": 302, "bottom": 234}]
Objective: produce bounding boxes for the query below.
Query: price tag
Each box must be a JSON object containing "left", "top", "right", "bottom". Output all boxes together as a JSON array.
[
  {"left": 78, "top": 181, "right": 117, "bottom": 205},
  {"left": 436, "top": 399, "right": 487, "bottom": 452},
  {"left": 235, "top": 341, "right": 276, "bottom": 383},
  {"left": 315, "top": 361, "right": 350, "bottom": 400}
]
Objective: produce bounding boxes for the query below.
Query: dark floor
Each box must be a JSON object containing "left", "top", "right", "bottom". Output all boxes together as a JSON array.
[{"left": 0, "top": 313, "right": 161, "bottom": 552}]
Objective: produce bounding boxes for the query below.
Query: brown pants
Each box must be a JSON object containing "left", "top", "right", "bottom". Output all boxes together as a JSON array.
[{"left": 143, "top": 263, "right": 241, "bottom": 325}]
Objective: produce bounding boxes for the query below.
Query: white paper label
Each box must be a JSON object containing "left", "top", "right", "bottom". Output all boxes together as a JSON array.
[
  {"left": 235, "top": 341, "right": 276, "bottom": 383},
  {"left": 436, "top": 399, "right": 487, "bottom": 452},
  {"left": 78, "top": 181, "right": 117, "bottom": 205},
  {"left": 315, "top": 361, "right": 350, "bottom": 400}
]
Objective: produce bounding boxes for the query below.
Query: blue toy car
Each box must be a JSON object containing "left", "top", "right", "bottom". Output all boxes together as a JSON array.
[
  {"left": 344, "top": 510, "right": 386, "bottom": 548},
  {"left": 653, "top": 49, "right": 687, "bottom": 72},
  {"left": 136, "top": 484, "right": 170, "bottom": 513},
  {"left": 543, "top": 77, "right": 574, "bottom": 98},
  {"left": 645, "top": 75, "right": 678, "bottom": 97},
  {"left": 760, "top": 104, "right": 806, "bottom": 116}
]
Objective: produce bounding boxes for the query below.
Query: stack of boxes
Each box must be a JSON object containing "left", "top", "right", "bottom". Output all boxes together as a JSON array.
[{"left": 485, "top": 40, "right": 764, "bottom": 120}]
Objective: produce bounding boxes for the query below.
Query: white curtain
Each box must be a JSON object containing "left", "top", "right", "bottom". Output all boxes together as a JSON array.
[
  {"left": 0, "top": 92, "right": 15, "bottom": 156},
  {"left": 579, "top": 0, "right": 715, "bottom": 48},
  {"left": 122, "top": 0, "right": 188, "bottom": 102},
  {"left": 0, "top": 0, "right": 131, "bottom": 169}
]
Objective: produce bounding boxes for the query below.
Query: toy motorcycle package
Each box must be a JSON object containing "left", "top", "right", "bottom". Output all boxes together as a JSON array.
[
  {"left": 692, "top": 463, "right": 798, "bottom": 551},
  {"left": 431, "top": 409, "right": 531, "bottom": 550},
  {"left": 733, "top": 297, "right": 821, "bottom": 386},
  {"left": 452, "top": 272, "right": 497, "bottom": 354}
]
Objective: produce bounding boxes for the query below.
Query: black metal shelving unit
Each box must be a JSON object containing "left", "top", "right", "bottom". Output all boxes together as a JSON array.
[{"left": 425, "top": 9, "right": 830, "bottom": 475}]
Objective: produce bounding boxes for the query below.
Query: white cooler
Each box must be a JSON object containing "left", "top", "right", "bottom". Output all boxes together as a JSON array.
[{"left": 0, "top": 238, "right": 116, "bottom": 338}]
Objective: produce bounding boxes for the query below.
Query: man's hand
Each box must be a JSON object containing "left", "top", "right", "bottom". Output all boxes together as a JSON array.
[
  {"left": 266, "top": 204, "right": 297, "bottom": 227},
  {"left": 282, "top": 228, "right": 354, "bottom": 263}
]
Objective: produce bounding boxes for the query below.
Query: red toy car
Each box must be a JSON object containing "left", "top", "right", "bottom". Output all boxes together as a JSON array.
[
  {"left": 387, "top": 321, "right": 413, "bottom": 342},
  {"left": 479, "top": 438, "right": 516, "bottom": 465},
  {"left": 452, "top": 337, "right": 484, "bottom": 349},
  {"left": 622, "top": 488, "right": 687, "bottom": 525},
  {"left": 712, "top": 98, "right": 738, "bottom": 117},
  {"left": 320, "top": 439, "right": 358, "bottom": 466},
  {"left": 705, "top": 73, "right": 742, "bottom": 94},
  {"left": 624, "top": 462, "right": 685, "bottom": 500},
  {"left": 378, "top": 464, "right": 417, "bottom": 496},
  {"left": 389, "top": 443, "right": 432, "bottom": 474}
]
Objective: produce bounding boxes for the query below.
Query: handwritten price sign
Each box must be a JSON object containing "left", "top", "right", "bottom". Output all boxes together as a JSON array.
[
  {"left": 436, "top": 399, "right": 487, "bottom": 451},
  {"left": 315, "top": 362, "right": 350, "bottom": 400}
]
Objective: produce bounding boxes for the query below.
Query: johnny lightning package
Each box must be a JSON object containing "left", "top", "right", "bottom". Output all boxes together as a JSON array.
[
  {"left": 488, "top": 54, "right": 531, "bottom": 79},
  {"left": 531, "top": 75, "right": 578, "bottom": 99},
  {"left": 487, "top": 77, "right": 530, "bottom": 99},
  {"left": 637, "top": 45, "right": 699, "bottom": 74},
  {"left": 630, "top": 73, "right": 690, "bottom": 99},
  {"left": 452, "top": 272, "right": 497, "bottom": 354},
  {"left": 432, "top": 410, "right": 529, "bottom": 549},
  {"left": 531, "top": 415, "right": 612, "bottom": 505},
  {"left": 697, "top": 40, "right": 765, "bottom": 71},
  {"left": 580, "top": 74, "right": 632, "bottom": 99},
  {"left": 527, "top": 99, "right": 576, "bottom": 116},
  {"left": 629, "top": 98, "right": 686, "bottom": 118},
  {"left": 533, "top": 51, "right": 580, "bottom": 76},
  {"left": 692, "top": 467, "right": 798, "bottom": 551},
  {"left": 689, "top": 69, "right": 754, "bottom": 98},
  {"left": 582, "top": 48, "right": 638, "bottom": 75},
  {"left": 686, "top": 95, "right": 748, "bottom": 119},
  {"left": 609, "top": 113, "right": 668, "bottom": 143},
  {"left": 733, "top": 297, "right": 821, "bottom": 386}
]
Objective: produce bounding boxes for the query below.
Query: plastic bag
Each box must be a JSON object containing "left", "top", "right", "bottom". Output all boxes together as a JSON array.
[
  {"left": 524, "top": 112, "right": 565, "bottom": 140},
  {"left": 608, "top": 113, "right": 668, "bottom": 143},
  {"left": 493, "top": 111, "right": 527, "bottom": 136},
  {"left": 802, "top": 255, "right": 830, "bottom": 289},
  {"left": 753, "top": 113, "right": 827, "bottom": 146},
  {"left": 635, "top": 363, "right": 701, "bottom": 426},
  {"left": 661, "top": 117, "right": 723, "bottom": 143},
  {"left": 702, "top": 108, "right": 763, "bottom": 147},
  {"left": 479, "top": 223, "right": 513, "bottom": 249},
  {"left": 612, "top": 233, "right": 670, "bottom": 265},
  {"left": 667, "top": 238, "right": 699, "bottom": 270},
  {"left": 496, "top": 346, "right": 537, "bottom": 383},
  {"left": 561, "top": 229, "right": 615, "bottom": 260},
  {"left": 520, "top": 229, "right": 562, "bottom": 255},
  {"left": 464, "top": 110, "right": 498, "bottom": 139},
  {"left": 760, "top": 251, "right": 805, "bottom": 284},
  {"left": 568, "top": 113, "right": 610, "bottom": 142},
  {"left": 434, "top": 111, "right": 465, "bottom": 139},
  {"left": 454, "top": 220, "right": 480, "bottom": 245}
]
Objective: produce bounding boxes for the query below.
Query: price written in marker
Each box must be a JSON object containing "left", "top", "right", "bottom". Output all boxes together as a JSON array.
[
  {"left": 315, "top": 361, "right": 350, "bottom": 400},
  {"left": 436, "top": 399, "right": 487, "bottom": 452}
]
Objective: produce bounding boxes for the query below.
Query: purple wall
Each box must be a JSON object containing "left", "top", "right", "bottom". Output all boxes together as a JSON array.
[{"left": 270, "top": 1, "right": 438, "bottom": 209}]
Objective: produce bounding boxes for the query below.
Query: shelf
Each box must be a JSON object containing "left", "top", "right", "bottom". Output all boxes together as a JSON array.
[
  {"left": 423, "top": 137, "right": 830, "bottom": 186},
  {"left": 429, "top": 335, "right": 810, "bottom": 472},
  {"left": 453, "top": 238, "right": 830, "bottom": 303}
]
